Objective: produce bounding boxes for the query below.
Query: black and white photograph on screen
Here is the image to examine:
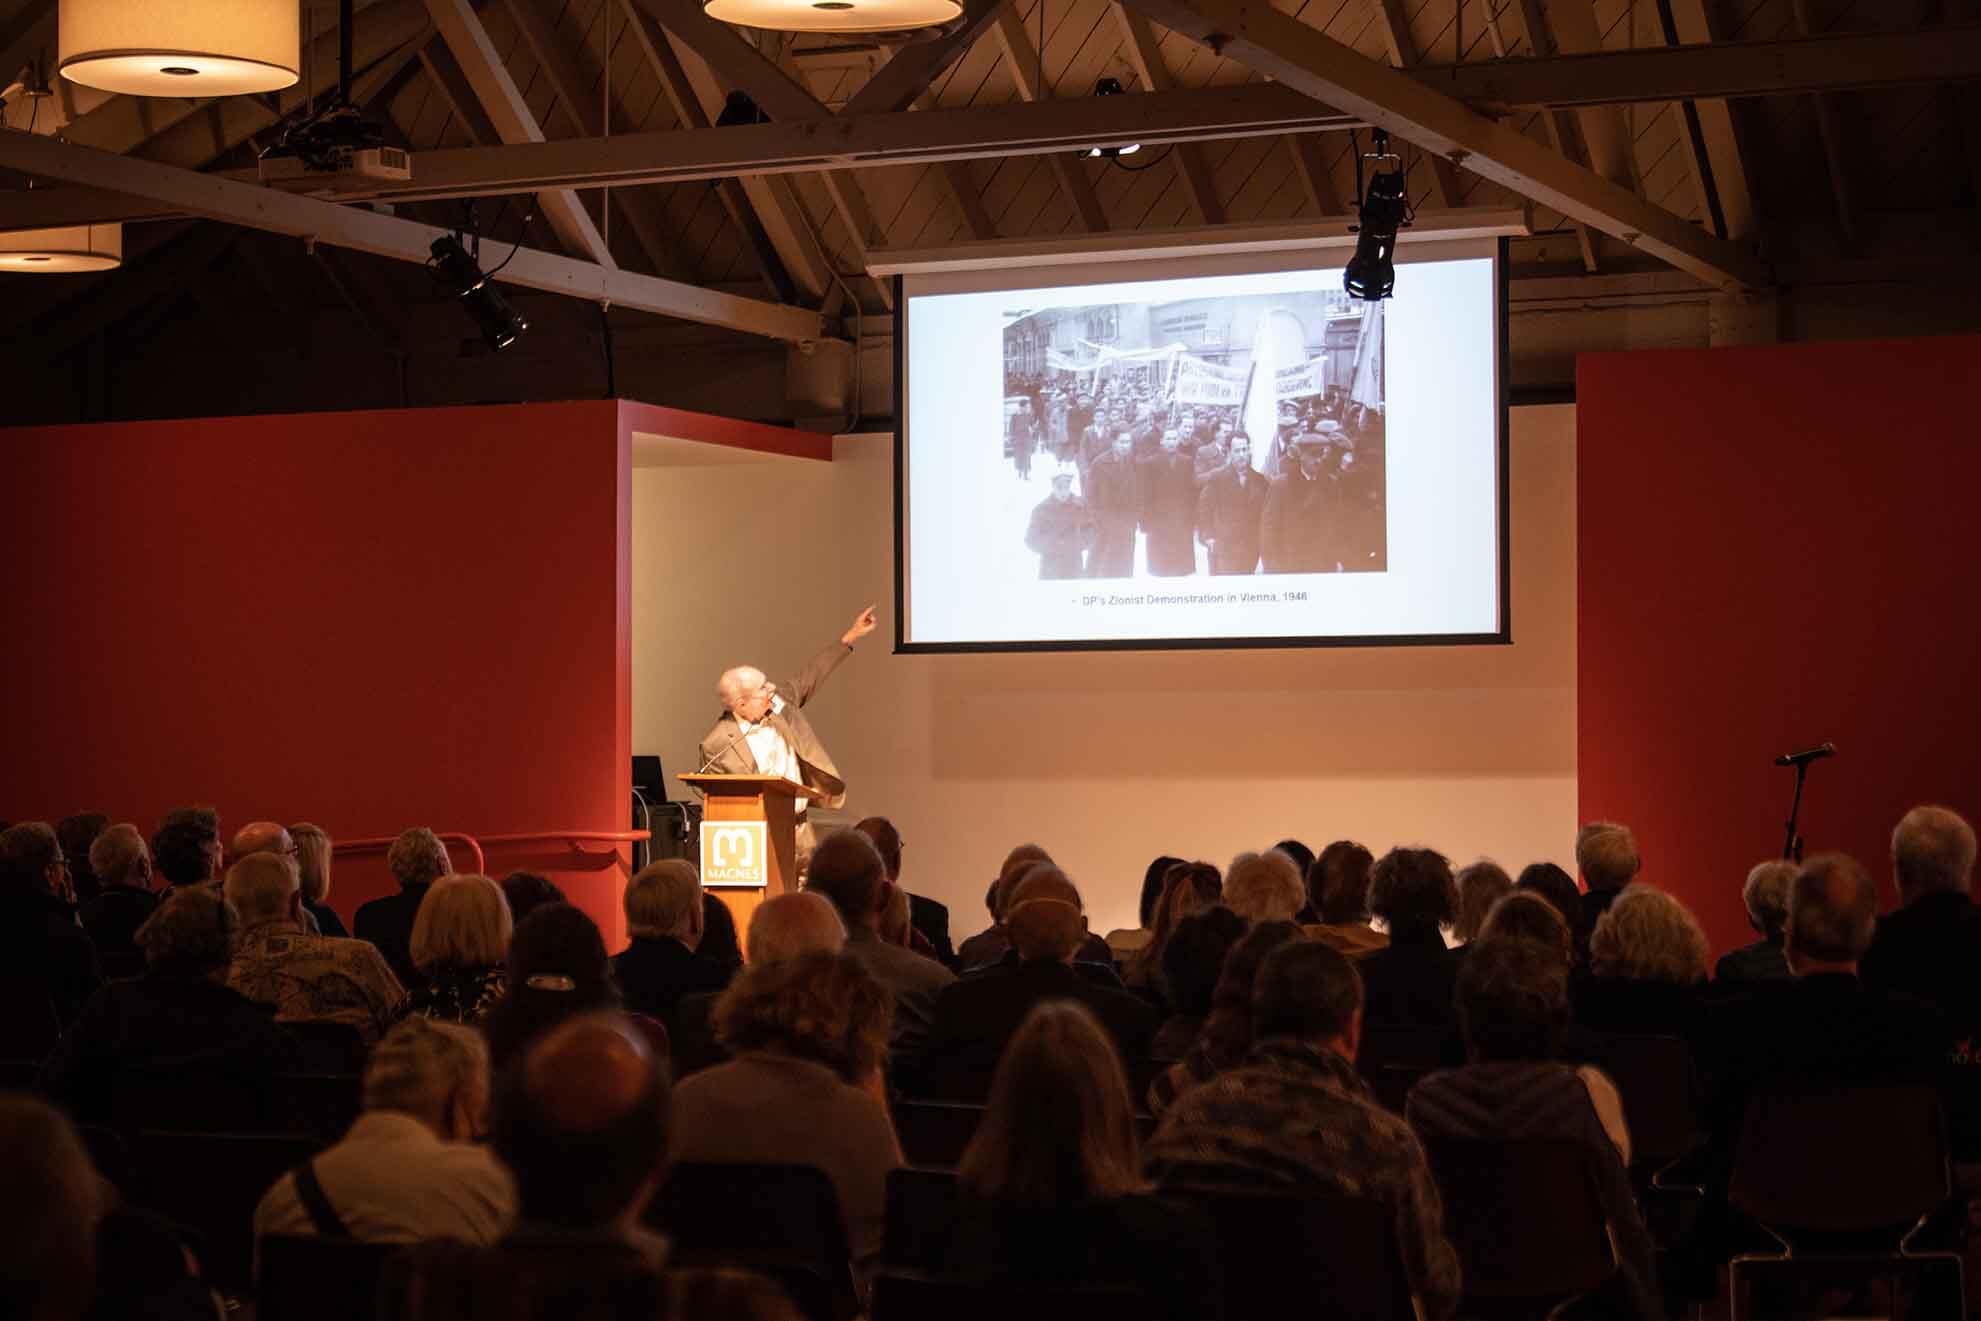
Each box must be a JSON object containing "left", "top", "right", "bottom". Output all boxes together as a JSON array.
[{"left": 1003, "top": 289, "right": 1386, "bottom": 582}]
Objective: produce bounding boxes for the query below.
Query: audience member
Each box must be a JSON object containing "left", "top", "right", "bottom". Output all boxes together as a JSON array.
[
  {"left": 229, "top": 820, "right": 294, "bottom": 862},
  {"left": 355, "top": 827, "right": 453, "bottom": 987},
  {"left": 1450, "top": 860, "right": 1512, "bottom": 946},
  {"left": 855, "top": 815, "right": 954, "bottom": 966},
  {"left": 56, "top": 813, "right": 109, "bottom": 905},
  {"left": 1515, "top": 860, "right": 1586, "bottom": 962},
  {"left": 672, "top": 951, "right": 902, "bottom": 1276},
  {"left": 670, "top": 892, "right": 849, "bottom": 1078},
  {"left": 0, "top": 822, "right": 103, "bottom": 1043},
  {"left": 1148, "top": 920, "right": 1305, "bottom": 1115},
  {"left": 79, "top": 823, "right": 157, "bottom": 980},
  {"left": 1151, "top": 905, "right": 1247, "bottom": 1062},
  {"left": 698, "top": 890, "right": 745, "bottom": 972},
  {"left": 1304, "top": 839, "right": 1385, "bottom": 958},
  {"left": 407, "top": 873, "right": 513, "bottom": 1024},
  {"left": 497, "top": 870, "right": 566, "bottom": 927},
  {"left": 918, "top": 868, "right": 1158, "bottom": 1099},
  {"left": 1146, "top": 941, "right": 1461, "bottom": 1320},
  {"left": 612, "top": 860, "right": 730, "bottom": 1029},
  {"left": 1407, "top": 939, "right": 1658, "bottom": 1318},
  {"left": 44, "top": 884, "right": 301, "bottom": 1127},
  {"left": 1223, "top": 849, "right": 1305, "bottom": 924},
  {"left": 1271, "top": 839, "right": 1317, "bottom": 918},
  {"left": 957, "top": 843, "right": 1052, "bottom": 969},
  {"left": 0, "top": 1095, "right": 105, "bottom": 1321},
  {"left": 1473, "top": 891, "right": 1574, "bottom": 963},
  {"left": 1714, "top": 860, "right": 1795, "bottom": 985},
  {"left": 805, "top": 829, "right": 954, "bottom": 1054},
  {"left": 1576, "top": 883, "right": 1709, "bottom": 1041},
  {"left": 483, "top": 903, "right": 641, "bottom": 1071},
  {"left": 947, "top": 1002, "right": 1220, "bottom": 1318},
  {"left": 257, "top": 1017, "right": 514, "bottom": 1243},
  {"left": 1357, "top": 847, "right": 1462, "bottom": 1046},
  {"left": 876, "top": 880, "right": 917, "bottom": 950},
  {"left": 225, "top": 851, "right": 405, "bottom": 1044},
  {"left": 1860, "top": 805, "right": 1981, "bottom": 1030},
  {"left": 1574, "top": 821, "right": 1641, "bottom": 948},
  {"left": 291, "top": 822, "right": 347, "bottom": 937},
  {"left": 150, "top": 807, "right": 222, "bottom": 890},
  {"left": 1123, "top": 861, "right": 1221, "bottom": 1002},
  {"left": 1107, "top": 854, "right": 1186, "bottom": 960}
]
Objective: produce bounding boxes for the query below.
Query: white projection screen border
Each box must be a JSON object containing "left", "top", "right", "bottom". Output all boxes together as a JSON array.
[{"left": 892, "top": 235, "right": 1510, "bottom": 654}]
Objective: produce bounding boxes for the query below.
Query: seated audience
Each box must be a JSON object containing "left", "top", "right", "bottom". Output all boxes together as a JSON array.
[
  {"left": 1356, "top": 848, "right": 1462, "bottom": 1044},
  {"left": 57, "top": 813, "right": 108, "bottom": 905},
  {"left": 1406, "top": 939, "right": 1656, "bottom": 1312},
  {"left": 612, "top": 860, "right": 732, "bottom": 1029},
  {"left": 0, "top": 822, "right": 103, "bottom": 1040},
  {"left": 0, "top": 1094, "right": 105, "bottom": 1321},
  {"left": 1271, "top": 839, "right": 1317, "bottom": 919},
  {"left": 1148, "top": 920, "right": 1305, "bottom": 1115},
  {"left": 150, "top": 806, "right": 223, "bottom": 891},
  {"left": 855, "top": 815, "right": 954, "bottom": 966},
  {"left": 1474, "top": 891, "right": 1575, "bottom": 963},
  {"left": 1303, "top": 839, "right": 1384, "bottom": 958},
  {"left": 1150, "top": 906, "right": 1247, "bottom": 1062},
  {"left": 946, "top": 1002, "right": 1220, "bottom": 1318},
  {"left": 698, "top": 889, "right": 746, "bottom": 972},
  {"left": 1515, "top": 860, "right": 1587, "bottom": 963},
  {"left": 1123, "top": 861, "right": 1221, "bottom": 1003},
  {"left": 804, "top": 829, "right": 954, "bottom": 1054},
  {"left": 498, "top": 870, "right": 566, "bottom": 927},
  {"left": 44, "top": 884, "right": 301, "bottom": 1127},
  {"left": 1574, "top": 821, "right": 1641, "bottom": 949},
  {"left": 484, "top": 903, "right": 648, "bottom": 1071},
  {"left": 1106, "top": 854, "right": 1186, "bottom": 961},
  {"left": 918, "top": 868, "right": 1158, "bottom": 1099},
  {"left": 291, "top": 822, "right": 347, "bottom": 937},
  {"left": 257, "top": 1017, "right": 514, "bottom": 1243},
  {"left": 1860, "top": 805, "right": 1981, "bottom": 1029},
  {"left": 229, "top": 820, "right": 294, "bottom": 862},
  {"left": 1449, "top": 860, "right": 1512, "bottom": 947},
  {"left": 1576, "top": 883, "right": 1710, "bottom": 1041},
  {"left": 1146, "top": 941, "right": 1461, "bottom": 1320},
  {"left": 407, "top": 873, "right": 513, "bottom": 1025},
  {"left": 672, "top": 891, "right": 851, "bottom": 1079},
  {"left": 355, "top": 826, "right": 453, "bottom": 987},
  {"left": 876, "top": 880, "right": 922, "bottom": 953},
  {"left": 79, "top": 823, "right": 157, "bottom": 981},
  {"left": 671, "top": 951, "right": 902, "bottom": 1276},
  {"left": 1714, "top": 860, "right": 1795, "bottom": 985},
  {"left": 226, "top": 851, "right": 405, "bottom": 1044},
  {"left": 1223, "top": 850, "right": 1305, "bottom": 924},
  {"left": 386, "top": 1014, "right": 673, "bottom": 1320},
  {"left": 958, "top": 844, "right": 1112, "bottom": 971}
]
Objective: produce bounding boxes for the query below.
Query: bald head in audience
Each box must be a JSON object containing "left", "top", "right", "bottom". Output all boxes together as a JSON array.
[
  {"left": 493, "top": 1013, "right": 671, "bottom": 1230},
  {"left": 1786, "top": 853, "right": 1879, "bottom": 974},
  {"left": 0, "top": 1095, "right": 104, "bottom": 1321},
  {"left": 1006, "top": 867, "right": 1088, "bottom": 964},
  {"left": 746, "top": 892, "right": 847, "bottom": 965},
  {"left": 230, "top": 821, "right": 294, "bottom": 862}
]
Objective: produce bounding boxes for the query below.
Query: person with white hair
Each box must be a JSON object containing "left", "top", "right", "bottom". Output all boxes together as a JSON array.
[
  {"left": 1714, "top": 860, "right": 1797, "bottom": 985},
  {"left": 697, "top": 604, "right": 878, "bottom": 873},
  {"left": 226, "top": 852, "right": 406, "bottom": 1044},
  {"left": 1861, "top": 804, "right": 1981, "bottom": 1031},
  {"left": 79, "top": 823, "right": 158, "bottom": 981},
  {"left": 255, "top": 1017, "right": 514, "bottom": 1244},
  {"left": 1223, "top": 850, "right": 1306, "bottom": 925}
]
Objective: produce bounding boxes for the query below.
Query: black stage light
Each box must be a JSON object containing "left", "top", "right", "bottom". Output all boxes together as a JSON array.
[
  {"left": 429, "top": 235, "right": 528, "bottom": 351},
  {"left": 1083, "top": 77, "right": 1141, "bottom": 159},
  {"left": 716, "top": 91, "right": 766, "bottom": 128},
  {"left": 1344, "top": 129, "right": 1413, "bottom": 302}
]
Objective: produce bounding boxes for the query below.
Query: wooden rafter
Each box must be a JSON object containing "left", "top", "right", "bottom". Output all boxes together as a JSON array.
[
  {"left": 917, "top": 93, "right": 999, "bottom": 238},
  {"left": 1112, "top": 4, "right": 1224, "bottom": 223},
  {"left": 991, "top": 5, "right": 1109, "bottom": 231},
  {"left": 1789, "top": 0, "right": 1854, "bottom": 247},
  {"left": 841, "top": 0, "right": 1009, "bottom": 115},
  {"left": 1654, "top": 0, "right": 1757, "bottom": 240},
  {"left": 1485, "top": 0, "right": 1597, "bottom": 271},
  {"left": 1371, "top": 0, "right": 1465, "bottom": 206},
  {"left": 1287, "top": 135, "right": 1343, "bottom": 214}
]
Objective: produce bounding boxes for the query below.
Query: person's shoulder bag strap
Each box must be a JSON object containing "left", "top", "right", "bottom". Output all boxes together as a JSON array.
[{"left": 290, "top": 1158, "right": 353, "bottom": 1239}]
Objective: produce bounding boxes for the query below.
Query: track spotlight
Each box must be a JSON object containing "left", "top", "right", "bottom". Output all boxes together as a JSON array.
[
  {"left": 428, "top": 235, "right": 527, "bottom": 351},
  {"left": 1344, "top": 129, "right": 1412, "bottom": 302},
  {"left": 1082, "top": 77, "right": 1140, "bottom": 159},
  {"left": 715, "top": 91, "right": 766, "bottom": 128}
]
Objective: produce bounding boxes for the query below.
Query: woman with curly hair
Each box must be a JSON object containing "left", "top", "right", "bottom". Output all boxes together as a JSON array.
[
  {"left": 668, "top": 951, "right": 901, "bottom": 1277},
  {"left": 1576, "top": 882, "right": 1711, "bottom": 1042}
]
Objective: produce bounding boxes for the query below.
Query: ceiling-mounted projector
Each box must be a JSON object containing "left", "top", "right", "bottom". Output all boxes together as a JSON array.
[{"left": 258, "top": 106, "right": 411, "bottom": 188}]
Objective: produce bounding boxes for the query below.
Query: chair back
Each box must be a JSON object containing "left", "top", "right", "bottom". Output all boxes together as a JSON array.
[
  {"left": 1169, "top": 1185, "right": 1417, "bottom": 1321},
  {"left": 1730, "top": 1085, "right": 1950, "bottom": 1236},
  {"left": 0, "top": 977, "right": 62, "bottom": 1062},
  {"left": 284, "top": 1020, "right": 369, "bottom": 1073},
  {"left": 1577, "top": 1032, "right": 1699, "bottom": 1169},
  {"left": 1358, "top": 1027, "right": 1451, "bottom": 1114},
  {"left": 884, "top": 1167, "right": 962, "bottom": 1271},
  {"left": 892, "top": 1099, "right": 986, "bottom": 1169},
  {"left": 648, "top": 1162, "right": 859, "bottom": 1321},
  {"left": 871, "top": 1268, "right": 1152, "bottom": 1321},
  {"left": 125, "top": 1129, "right": 326, "bottom": 1290},
  {"left": 257, "top": 1235, "right": 399, "bottom": 1321},
  {"left": 1422, "top": 1139, "right": 1616, "bottom": 1302}
]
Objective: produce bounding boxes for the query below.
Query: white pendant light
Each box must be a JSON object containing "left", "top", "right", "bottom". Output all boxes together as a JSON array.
[
  {"left": 702, "top": 0, "right": 961, "bottom": 35},
  {"left": 59, "top": 0, "right": 299, "bottom": 96},
  {"left": 0, "top": 224, "right": 123, "bottom": 272}
]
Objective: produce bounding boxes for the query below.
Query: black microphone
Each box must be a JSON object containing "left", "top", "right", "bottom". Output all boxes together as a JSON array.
[{"left": 1774, "top": 742, "right": 1837, "bottom": 767}]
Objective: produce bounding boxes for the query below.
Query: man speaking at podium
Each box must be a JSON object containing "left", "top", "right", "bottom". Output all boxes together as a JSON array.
[{"left": 698, "top": 604, "right": 879, "bottom": 873}]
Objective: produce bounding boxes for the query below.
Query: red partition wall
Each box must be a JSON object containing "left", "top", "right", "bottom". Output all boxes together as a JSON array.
[
  {"left": 1577, "top": 336, "right": 1981, "bottom": 955},
  {"left": 0, "top": 400, "right": 635, "bottom": 947}
]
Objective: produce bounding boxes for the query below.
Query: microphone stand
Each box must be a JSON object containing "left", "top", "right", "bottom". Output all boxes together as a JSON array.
[{"left": 1781, "top": 759, "right": 1811, "bottom": 862}]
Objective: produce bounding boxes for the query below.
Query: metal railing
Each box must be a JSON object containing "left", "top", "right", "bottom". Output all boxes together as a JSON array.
[{"left": 322, "top": 829, "right": 652, "bottom": 876}]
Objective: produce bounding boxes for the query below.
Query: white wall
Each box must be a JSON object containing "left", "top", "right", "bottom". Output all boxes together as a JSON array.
[{"left": 632, "top": 404, "right": 1577, "bottom": 936}]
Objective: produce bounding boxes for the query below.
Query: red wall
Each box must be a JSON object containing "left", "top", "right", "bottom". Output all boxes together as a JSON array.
[
  {"left": 1577, "top": 336, "right": 1981, "bottom": 955},
  {"left": 0, "top": 401, "right": 634, "bottom": 947}
]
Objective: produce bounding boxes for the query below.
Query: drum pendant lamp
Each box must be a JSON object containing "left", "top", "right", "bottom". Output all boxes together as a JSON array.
[
  {"left": 0, "top": 224, "right": 124, "bottom": 273},
  {"left": 59, "top": 0, "right": 300, "bottom": 96},
  {"left": 702, "top": 0, "right": 961, "bottom": 35}
]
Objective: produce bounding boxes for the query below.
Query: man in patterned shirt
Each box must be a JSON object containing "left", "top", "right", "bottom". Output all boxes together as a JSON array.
[
  {"left": 1144, "top": 939, "right": 1461, "bottom": 1321},
  {"left": 226, "top": 852, "right": 405, "bottom": 1044}
]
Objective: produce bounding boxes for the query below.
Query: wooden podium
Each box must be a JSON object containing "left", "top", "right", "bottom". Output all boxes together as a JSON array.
[{"left": 680, "top": 773, "right": 821, "bottom": 935}]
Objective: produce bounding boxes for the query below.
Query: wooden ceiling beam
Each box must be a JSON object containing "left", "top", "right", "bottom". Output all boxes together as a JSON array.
[
  {"left": 1370, "top": 0, "right": 1465, "bottom": 206},
  {"left": 917, "top": 92, "right": 998, "bottom": 238},
  {"left": 1113, "top": 5, "right": 1224, "bottom": 223},
  {"left": 991, "top": 5, "right": 1108, "bottom": 231},
  {"left": 1487, "top": 0, "right": 1596, "bottom": 271},
  {"left": 841, "top": 0, "right": 1009, "bottom": 115},
  {"left": 1789, "top": 0, "right": 1854, "bottom": 248}
]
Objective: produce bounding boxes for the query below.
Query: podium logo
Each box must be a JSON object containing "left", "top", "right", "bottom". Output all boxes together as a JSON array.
[{"left": 702, "top": 822, "right": 768, "bottom": 887}]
